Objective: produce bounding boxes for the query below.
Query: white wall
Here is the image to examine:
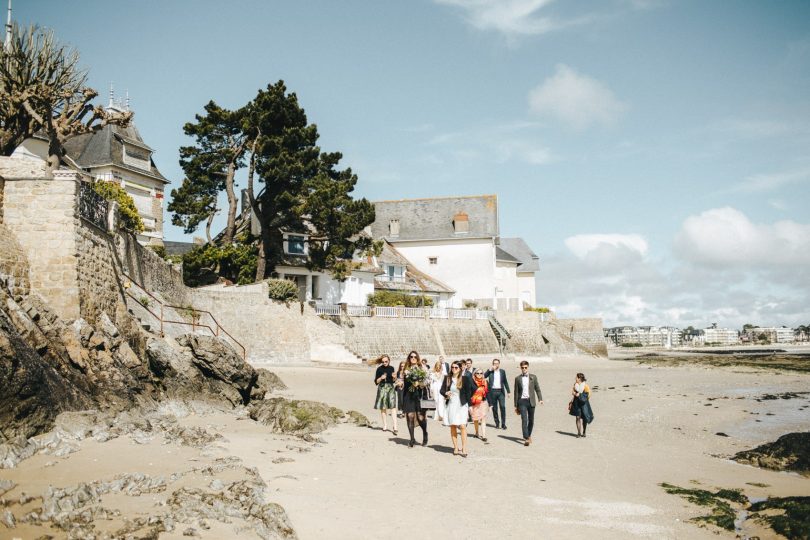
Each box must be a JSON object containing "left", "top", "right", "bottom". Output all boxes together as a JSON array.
[
  {"left": 11, "top": 138, "right": 49, "bottom": 161},
  {"left": 277, "top": 266, "right": 374, "bottom": 305},
  {"left": 494, "top": 260, "right": 519, "bottom": 307},
  {"left": 391, "top": 238, "right": 495, "bottom": 308},
  {"left": 518, "top": 272, "right": 536, "bottom": 309}
]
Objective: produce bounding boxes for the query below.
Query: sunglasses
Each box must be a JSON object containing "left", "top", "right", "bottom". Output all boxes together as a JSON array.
[
  {"left": 521, "top": 366, "right": 529, "bottom": 370},
  {"left": 451, "top": 366, "right": 460, "bottom": 370},
  {"left": 475, "top": 372, "right": 483, "bottom": 376}
]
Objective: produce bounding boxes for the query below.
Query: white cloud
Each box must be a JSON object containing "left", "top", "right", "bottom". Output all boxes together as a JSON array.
[
  {"left": 435, "top": 0, "right": 559, "bottom": 36},
  {"left": 674, "top": 207, "right": 810, "bottom": 267},
  {"left": 565, "top": 233, "right": 648, "bottom": 259},
  {"left": 528, "top": 64, "right": 627, "bottom": 129},
  {"left": 733, "top": 167, "right": 810, "bottom": 193}
]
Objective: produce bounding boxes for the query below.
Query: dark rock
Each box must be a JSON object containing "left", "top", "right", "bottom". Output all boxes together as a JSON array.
[
  {"left": 251, "top": 369, "right": 287, "bottom": 401},
  {"left": 249, "top": 398, "right": 344, "bottom": 436},
  {"left": 733, "top": 432, "right": 810, "bottom": 475},
  {"left": 346, "top": 410, "right": 371, "bottom": 427},
  {"left": 715, "top": 432, "right": 729, "bottom": 437},
  {"left": 177, "top": 334, "right": 257, "bottom": 404}
]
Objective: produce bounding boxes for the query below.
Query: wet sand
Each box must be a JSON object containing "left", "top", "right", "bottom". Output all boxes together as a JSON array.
[{"left": 2, "top": 354, "right": 809, "bottom": 539}]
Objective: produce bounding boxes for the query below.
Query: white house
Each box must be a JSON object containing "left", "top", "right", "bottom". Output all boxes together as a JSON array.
[
  {"left": 12, "top": 94, "right": 169, "bottom": 246},
  {"left": 369, "top": 195, "right": 539, "bottom": 310}
]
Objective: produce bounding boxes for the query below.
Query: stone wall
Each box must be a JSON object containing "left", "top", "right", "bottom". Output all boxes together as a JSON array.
[
  {"left": 339, "top": 317, "right": 500, "bottom": 360},
  {"left": 552, "top": 318, "right": 608, "bottom": 356},
  {"left": 494, "top": 312, "right": 607, "bottom": 357},
  {"left": 118, "top": 232, "right": 190, "bottom": 308},
  {"left": 76, "top": 221, "right": 125, "bottom": 326},
  {"left": 0, "top": 161, "right": 81, "bottom": 320},
  {"left": 0, "top": 222, "right": 31, "bottom": 299}
]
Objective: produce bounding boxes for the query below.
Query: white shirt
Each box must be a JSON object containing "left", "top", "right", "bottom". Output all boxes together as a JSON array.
[
  {"left": 521, "top": 375, "right": 530, "bottom": 399},
  {"left": 492, "top": 369, "right": 502, "bottom": 389},
  {"left": 441, "top": 363, "right": 448, "bottom": 376},
  {"left": 574, "top": 381, "right": 587, "bottom": 394}
]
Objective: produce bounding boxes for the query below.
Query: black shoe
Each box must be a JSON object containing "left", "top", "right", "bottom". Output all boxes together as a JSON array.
[
  {"left": 494, "top": 423, "right": 500, "bottom": 429},
  {"left": 408, "top": 439, "right": 415, "bottom": 448},
  {"left": 422, "top": 434, "right": 428, "bottom": 447},
  {"left": 502, "top": 425, "right": 507, "bottom": 430}
]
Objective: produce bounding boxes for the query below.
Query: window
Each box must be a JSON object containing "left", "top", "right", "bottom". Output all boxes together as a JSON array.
[
  {"left": 453, "top": 212, "right": 469, "bottom": 234},
  {"left": 429, "top": 257, "right": 438, "bottom": 265},
  {"left": 389, "top": 219, "right": 400, "bottom": 237},
  {"left": 287, "top": 234, "right": 306, "bottom": 255},
  {"left": 386, "top": 265, "right": 404, "bottom": 282}
]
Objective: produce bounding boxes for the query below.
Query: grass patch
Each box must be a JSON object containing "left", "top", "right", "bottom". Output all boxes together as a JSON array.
[
  {"left": 660, "top": 483, "right": 745, "bottom": 531},
  {"left": 619, "top": 353, "right": 810, "bottom": 374},
  {"left": 749, "top": 497, "right": 810, "bottom": 540}
]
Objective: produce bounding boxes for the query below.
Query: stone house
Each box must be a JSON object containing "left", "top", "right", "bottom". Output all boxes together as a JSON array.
[
  {"left": 12, "top": 96, "right": 169, "bottom": 247},
  {"left": 370, "top": 195, "right": 540, "bottom": 310}
]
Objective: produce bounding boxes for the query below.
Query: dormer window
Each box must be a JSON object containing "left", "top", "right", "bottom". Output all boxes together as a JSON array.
[
  {"left": 285, "top": 234, "right": 307, "bottom": 255},
  {"left": 453, "top": 212, "right": 469, "bottom": 234},
  {"left": 386, "top": 265, "right": 404, "bottom": 282},
  {"left": 389, "top": 219, "right": 400, "bottom": 237},
  {"left": 122, "top": 144, "right": 152, "bottom": 172}
]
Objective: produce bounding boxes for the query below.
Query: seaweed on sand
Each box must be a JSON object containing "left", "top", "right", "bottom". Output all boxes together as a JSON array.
[
  {"left": 749, "top": 497, "right": 810, "bottom": 540},
  {"left": 659, "top": 483, "right": 746, "bottom": 531}
]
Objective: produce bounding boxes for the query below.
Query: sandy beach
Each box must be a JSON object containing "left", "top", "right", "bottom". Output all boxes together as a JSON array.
[{"left": 2, "top": 353, "right": 808, "bottom": 539}]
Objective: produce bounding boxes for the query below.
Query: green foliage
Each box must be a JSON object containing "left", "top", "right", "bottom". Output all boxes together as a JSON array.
[
  {"left": 245, "top": 81, "right": 375, "bottom": 280},
  {"left": 92, "top": 181, "right": 144, "bottom": 233},
  {"left": 621, "top": 342, "right": 643, "bottom": 347},
  {"left": 750, "top": 496, "right": 810, "bottom": 540},
  {"left": 138, "top": 296, "right": 149, "bottom": 307},
  {"left": 182, "top": 243, "right": 257, "bottom": 287},
  {"left": 524, "top": 306, "right": 550, "bottom": 313},
  {"left": 148, "top": 245, "right": 167, "bottom": 259},
  {"left": 170, "top": 101, "right": 246, "bottom": 242},
  {"left": 266, "top": 278, "right": 299, "bottom": 302},
  {"left": 464, "top": 301, "right": 478, "bottom": 309},
  {"left": 366, "top": 291, "right": 433, "bottom": 307}
]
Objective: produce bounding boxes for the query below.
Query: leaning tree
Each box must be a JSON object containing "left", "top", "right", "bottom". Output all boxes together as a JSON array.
[{"left": 0, "top": 24, "right": 130, "bottom": 173}]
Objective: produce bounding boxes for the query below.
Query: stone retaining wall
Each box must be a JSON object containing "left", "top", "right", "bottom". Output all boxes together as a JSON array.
[
  {"left": 76, "top": 222, "right": 124, "bottom": 325},
  {"left": 0, "top": 222, "right": 31, "bottom": 299},
  {"left": 339, "top": 317, "right": 500, "bottom": 360}
]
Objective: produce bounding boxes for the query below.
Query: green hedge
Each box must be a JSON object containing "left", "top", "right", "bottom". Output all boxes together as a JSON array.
[{"left": 367, "top": 290, "right": 433, "bottom": 307}]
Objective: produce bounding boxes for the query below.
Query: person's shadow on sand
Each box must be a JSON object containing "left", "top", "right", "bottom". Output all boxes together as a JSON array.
[
  {"left": 555, "top": 430, "right": 579, "bottom": 438},
  {"left": 497, "top": 434, "right": 524, "bottom": 444}
]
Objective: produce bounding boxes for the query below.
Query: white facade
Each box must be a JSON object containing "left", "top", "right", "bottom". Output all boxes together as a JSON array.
[
  {"left": 391, "top": 238, "right": 496, "bottom": 309},
  {"left": 275, "top": 265, "right": 376, "bottom": 305},
  {"left": 698, "top": 327, "right": 740, "bottom": 345},
  {"left": 518, "top": 272, "right": 536, "bottom": 310}
]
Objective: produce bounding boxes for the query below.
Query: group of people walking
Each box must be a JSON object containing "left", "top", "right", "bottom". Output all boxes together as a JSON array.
[{"left": 373, "top": 351, "right": 595, "bottom": 456}]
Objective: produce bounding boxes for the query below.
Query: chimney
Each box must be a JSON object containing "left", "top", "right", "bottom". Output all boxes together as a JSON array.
[{"left": 453, "top": 211, "right": 469, "bottom": 234}]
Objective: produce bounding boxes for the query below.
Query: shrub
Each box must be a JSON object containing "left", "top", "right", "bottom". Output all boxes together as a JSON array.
[
  {"left": 464, "top": 300, "right": 478, "bottom": 309},
  {"left": 139, "top": 296, "right": 150, "bottom": 307},
  {"left": 92, "top": 180, "right": 144, "bottom": 233},
  {"left": 525, "top": 306, "right": 551, "bottom": 313},
  {"left": 621, "top": 342, "right": 643, "bottom": 347},
  {"left": 366, "top": 290, "right": 433, "bottom": 308},
  {"left": 182, "top": 243, "right": 258, "bottom": 287},
  {"left": 148, "top": 245, "right": 167, "bottom": 259},
  {"left": 267, "top": 278, "right": 299, "bottom": 302}
]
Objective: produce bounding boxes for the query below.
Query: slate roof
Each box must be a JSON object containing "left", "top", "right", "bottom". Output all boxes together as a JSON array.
[
  {"left": 61, "top": 121, "right": 169, "bottom": 184},
  {"left": 375, "top": 241, "right": 454, "bottom": 294},
  {"left": 498, "top": 237, "right": 540, "bottom": 272},
  {"left": 495, "top": 246, "right": 520, "bottom": 264},
  {"left": 163, "top": 241, "right": 197, "bottom": 256},
  {"left": 370, "top": 194, "right": 499, "bottom": 241}
]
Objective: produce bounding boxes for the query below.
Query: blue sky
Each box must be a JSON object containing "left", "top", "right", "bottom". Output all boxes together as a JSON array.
[{"left": 15, "top": 0, "right": 810, "bottom": 328}]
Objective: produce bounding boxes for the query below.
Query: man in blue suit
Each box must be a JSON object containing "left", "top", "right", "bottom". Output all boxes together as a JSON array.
[{"left": 484, "top": 358, "right": 510, "bottom": 430}]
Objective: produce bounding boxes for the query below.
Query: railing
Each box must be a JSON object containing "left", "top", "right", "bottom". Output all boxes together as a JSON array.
[
  {"left": 374, "top": 306, "right": 399, "bottom": 318},
  {"left": 78, "top": 181, "right": 109, "bottom": 231},
  {"left": 476, "top": 310, "right": 490, "bottom": 320},
  {"left": 402, "top": 307, "right": 424, "bottom": 318},
  {"left": 121, "top": 272, "right": 246, "bottom": 359},
  {"left": 429, "top": 308, "right": 448, "bottom": 319},
  {"left": 452, "top": 309, "right": 474, "bottom": 320},
  {"left": 315, "top": 304, "right": 341, "bottom": 316},
  {"left": 346, "top": 305, "right": 371, "bottom": 317}
]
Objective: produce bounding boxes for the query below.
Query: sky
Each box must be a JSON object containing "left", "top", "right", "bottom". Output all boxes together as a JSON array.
[{"left": 14, "top": 0, "right": 810, "bottom": 329}]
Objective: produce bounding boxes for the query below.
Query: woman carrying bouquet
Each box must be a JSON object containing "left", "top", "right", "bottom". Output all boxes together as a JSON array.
[
  {"left": 402, "top": 351, "right": 429, "bottom": 448},
  {"left": 440, "top": 360, "right": 474, "bottom": 457},
  {"left": 470, "top": 369, "right": 490, "bottom": 442},
  {"left": 372, "top": 355, "right": 398, "bottom": 435}
]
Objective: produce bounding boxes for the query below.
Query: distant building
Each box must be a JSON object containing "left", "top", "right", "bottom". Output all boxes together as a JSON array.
[
  {"left": 694, "top": 326, "right": 739, "bottom": 346},
  {"left": 12, "top": 92, "right": 170, "bottom": 246},
  {"left": 370, "top": 194, "right": 539, "bottom": 310},
  {"left": 604, "top": 326, "right": 683, "bottom": 347},
  {"left": 744, "top": 326, "right": 795, "bottom": 344}
]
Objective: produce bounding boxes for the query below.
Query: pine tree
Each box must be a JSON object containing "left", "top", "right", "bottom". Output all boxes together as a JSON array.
[{"left": 175, "top": 101, "right": 246, "bottom": 244}]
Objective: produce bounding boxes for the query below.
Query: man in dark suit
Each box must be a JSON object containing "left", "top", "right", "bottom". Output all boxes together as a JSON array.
[
  {"left": 462, "top": 358, "right": 474, "bottom": 381},
  {"left": 513, "top": 360, "right": 544, "bottom": 446},
  {"left": 484, "top": 358, "right": 510, "bottom": 430}
]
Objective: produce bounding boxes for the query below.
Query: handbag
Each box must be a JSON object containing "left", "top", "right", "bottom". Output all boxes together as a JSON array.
[
  {"left": 420, "top": 386, "right": 437, "bottom": 410},
  {"left": 567, "top": 400, "right": 573, "bottom": 412}
]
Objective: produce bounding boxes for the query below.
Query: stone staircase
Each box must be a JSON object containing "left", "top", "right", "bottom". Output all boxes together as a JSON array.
[{"left": 488, "top": 314, "right": 512, "bottom": 354}]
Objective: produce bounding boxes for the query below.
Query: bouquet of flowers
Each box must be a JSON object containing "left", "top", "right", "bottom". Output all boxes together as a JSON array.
[{"left": 405, "top": 367, "right": 428, "bottom": 392}]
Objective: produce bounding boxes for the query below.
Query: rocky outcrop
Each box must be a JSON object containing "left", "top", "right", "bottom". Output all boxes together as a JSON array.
[
  {"left": 248, "top": 398, "right": 370, "bottom": 436},
  {"left": 733, "top": 432, "right": 810, "bottom": 475}
]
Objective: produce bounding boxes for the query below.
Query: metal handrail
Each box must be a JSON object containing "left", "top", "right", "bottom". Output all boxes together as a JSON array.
[{"left": 121, "top": 271, "right": 246, "bottom": 359}]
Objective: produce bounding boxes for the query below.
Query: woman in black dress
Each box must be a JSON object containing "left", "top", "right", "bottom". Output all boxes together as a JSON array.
[
  {"left": 373, "top": 355, "right": 398, "bottom": 434},
  {"left": 394, "top": 361, "right": 406, "bottom": 418},
  {"left": 569, "top": 372, "right": 594, "bottom": 438},
  {"left": 402, "top": 350, "right": 428, "bottom": 448}
]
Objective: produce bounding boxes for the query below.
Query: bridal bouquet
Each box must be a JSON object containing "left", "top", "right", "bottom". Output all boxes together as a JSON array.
[{"left": 405, "top": 367, "right": 428, "bottom": 392}]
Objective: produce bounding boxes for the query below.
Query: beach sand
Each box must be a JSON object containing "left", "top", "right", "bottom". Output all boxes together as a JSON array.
[{"left": 2, "top": 354, "right": 808, "bottom": 539}]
